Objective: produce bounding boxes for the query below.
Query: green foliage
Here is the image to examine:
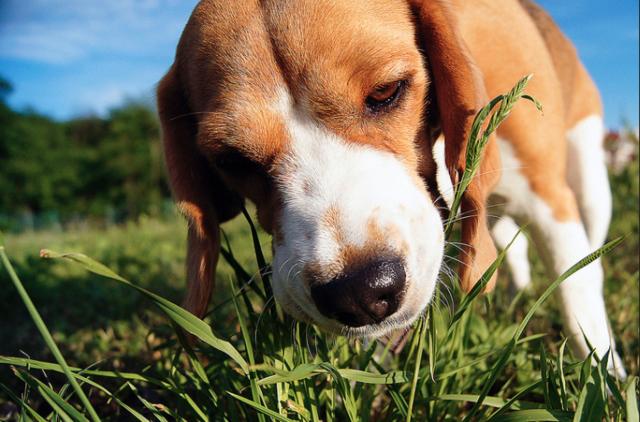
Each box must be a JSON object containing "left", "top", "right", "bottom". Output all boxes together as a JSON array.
[
  {"left": 0, "top": 108, "right": 78, "bottom": 215},
  {"left": 0, "top": 80, "right": 168, "bottom": 230},
  {"left": 0, "top": 214, "right": 257, "bottom": 364},
  {"left": 0, "top": 246, "right": 99, "bottom": 421},
  {"left": 1, "top": 214, "right": 636, "bottom": 420}
]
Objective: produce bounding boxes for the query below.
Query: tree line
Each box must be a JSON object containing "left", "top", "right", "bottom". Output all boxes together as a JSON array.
[{"left": 0, "top": 77, "right": 171, "bottom": 231}]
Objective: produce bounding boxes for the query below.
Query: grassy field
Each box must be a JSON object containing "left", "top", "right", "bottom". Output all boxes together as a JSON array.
[
  {"left": 0, "top": 214, "right": 263, "bottom": 367},
  {"left": 1, "top": 152, "right": 637, "bottom": 420},
  {"left": 0, "top": 105, "right": 638, "bottom": 418}
]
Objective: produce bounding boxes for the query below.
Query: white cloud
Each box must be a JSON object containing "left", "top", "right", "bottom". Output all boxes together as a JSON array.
[
  {"left": 0, "top": 0, "right": 195, "bottom": 64},
  {"left": 80, "top": 84, "right": 127, "bottom": 114}
]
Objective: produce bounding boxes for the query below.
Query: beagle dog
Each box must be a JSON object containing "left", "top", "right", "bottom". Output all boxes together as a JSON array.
[{"left": 157, "top": 0, "right": 625, "bottom": 376}]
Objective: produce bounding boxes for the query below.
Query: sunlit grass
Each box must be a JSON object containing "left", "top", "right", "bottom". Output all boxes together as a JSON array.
[{"left": 0, "top": 77, "right": 637, "bottom": 420}]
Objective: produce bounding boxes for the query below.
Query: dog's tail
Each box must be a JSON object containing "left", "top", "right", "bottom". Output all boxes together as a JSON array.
[{"left": 566, "top": 114, "right": 612, "bottom": 251}]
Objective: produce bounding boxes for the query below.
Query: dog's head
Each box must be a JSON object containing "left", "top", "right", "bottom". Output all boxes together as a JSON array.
[{"left": 158, "top": 0, "right": 500, "bottom": 337}]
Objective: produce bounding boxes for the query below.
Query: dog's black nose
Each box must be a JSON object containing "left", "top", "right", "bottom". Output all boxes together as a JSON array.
[{"left": 310, "top": 258, "right": 406, "bottom": 327}]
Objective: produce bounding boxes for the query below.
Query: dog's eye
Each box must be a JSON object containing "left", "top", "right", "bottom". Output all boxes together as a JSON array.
[
  {"left": 214, "top": 151, "right": 262, "bottom": 176},
  {"left": 365, "top": 80, "right": 407, "bottom": 113}
]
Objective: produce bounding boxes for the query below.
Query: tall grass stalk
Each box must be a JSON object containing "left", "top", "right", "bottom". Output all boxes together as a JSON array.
[
  {"left": 407, "top": 74, "right": 540, "bottom": 420},
  {"left": 0, "top": 246, "right": 100, "bottom": 421}
]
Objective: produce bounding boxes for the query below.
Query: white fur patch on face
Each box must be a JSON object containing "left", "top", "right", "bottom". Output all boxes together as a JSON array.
[{"left": 270, "top": 90, "right": 444, "bottom": 338}]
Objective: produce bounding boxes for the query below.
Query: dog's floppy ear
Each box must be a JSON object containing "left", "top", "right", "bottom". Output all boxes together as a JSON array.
[
  {"left": 157, "top": 65, "right": 240, "bottom": 317},
  {"left": 411, "top": 0, "right": 501, "bottom": 291}
]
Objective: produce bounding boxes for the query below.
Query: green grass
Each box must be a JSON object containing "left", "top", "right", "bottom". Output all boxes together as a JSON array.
[
  {"left": 0, "top": 214, "right": 263, "bottom": 367},
  {"left": 0, "top": 78, "right": 638, "bottom": 420},
  {"left": 1, "top": 213, "right": 637, "bottom": 420}
]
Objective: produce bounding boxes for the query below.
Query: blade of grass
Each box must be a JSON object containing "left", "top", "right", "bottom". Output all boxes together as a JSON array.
[
  {"left": 389, "top": 386, "right": 409, "bottom": 418},
  {"left": 14, "top": 368, "right": 87, "bottom": 422},
  {"left": 3, "top": 356, "right": 201, "bottom": 421},
  {"left": 437, "top": 333, "right": 547, "bottom": 380},
  {"left": 319, "top": 363, "right": 359, "bottom": 422},
  {"left": 578, "top": 350, "right": 594, "bottom": 386},
  {"left": 557, "top": 338, "right": 569, "bottom": 410},
  {"left": 447, "top": 227, "right": 523, "bottom": 338},
  {"left": 488, "top": 409, "right": 573, "bottom": 422},
  {"left": 0, "top": 356, "right": 168, "bottom": 387},
  {"left": 406, "top": 314, "right": 428, "bottom": 422},
  {"left": 241, "top": 205, "right": 272, "bottom": 299},
  {"left": 0, "top": 383, "right": 47, "bottom": 422},
  {"left": 127, "top": 382, "right": 173, "bottom": 422},
  {"left": 174, "top": 327, "right": 219, "bottom": 412},
  {"left": 40, "top": 249, "right": 249, "bottom": 374},
  {"left": 427, "top": 304, "right": 437, "bottom": 381},
  {"left": 256, "top": 363, "right": 408, "bottom": 386},
  {"left": 228, "top": 392, "right": 295, "bottom": 422},
  {"left": 18, "top": 360, "right": 149, "bottom": 422},
  {"left": 445, "top": 74, "right": 542, "bottom": 235},
  {"left": 486, "top": 380, "right": 545, "bottom": 421},
  {"left": 573, "top": 370, "right": 605, "bottom": 422},
  {"left": 428, "top": 393, "right": 543, "bottom": 409},
  {"left": 626, "top": 376, "right": 639, "bottom": 422},
  {"left": 231, "top": 283, "right": 266, "bottom": 422},
  {"left": 219, "top": 227, "right": 266, "bottom": 308},
  {"left": 0, "top": 246, "right": 100, "bottom": 422},
  {"left": 337, "top": 369, "right": 409, "bottom": 384},
  {"left": 284, "top": 399, "right": 312, "bottom": 420},
  {"left": 539, "top": 341, "right": 563, "bottom": 410},
  {"left": 463, "top": 237, "right": 623, "bottom": 421},
  {"left": 517, "top": 237, "right": 622, "bottom": 340},
  {"left": 540, "top": 342, "right": 551, "bottom": 405}
]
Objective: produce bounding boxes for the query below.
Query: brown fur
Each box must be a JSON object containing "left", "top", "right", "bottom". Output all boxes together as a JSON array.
[
  {"left": 452, "top": 0, "right": 591, "bottom": 222},
  {"left": 158, "top": 0, "right": 600, "bottom": 317},
  {"left": 519, "top": 0, "right": 603, "bottom": 126}
]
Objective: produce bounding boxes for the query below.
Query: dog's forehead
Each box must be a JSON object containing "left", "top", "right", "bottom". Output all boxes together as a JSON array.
[
  {"left": 262, "top": 0, "right": 417, "bottom": 73},
  {"left": 183, "top": 0, "right": 418, "bottom": 97},
  {"left": 183, "top": 0, "right": 423, "bottom": 160}
]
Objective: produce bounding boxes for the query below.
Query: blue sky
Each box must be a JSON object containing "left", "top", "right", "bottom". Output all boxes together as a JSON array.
[{"left": 0, "top": 0, "right": 638, "bottom": 128}]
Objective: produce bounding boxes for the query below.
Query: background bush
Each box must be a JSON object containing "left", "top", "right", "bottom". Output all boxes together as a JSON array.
[{"left": 0, "top": 76, "right": 169, "bottom": 231}]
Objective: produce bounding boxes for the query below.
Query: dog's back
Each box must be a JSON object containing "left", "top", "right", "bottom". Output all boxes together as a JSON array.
[
  {"left": 519, "top": 0, "right": 602, "bottom": 128},
  {"left": 517, "top": 0, "right": 611, "bottom": 251}
]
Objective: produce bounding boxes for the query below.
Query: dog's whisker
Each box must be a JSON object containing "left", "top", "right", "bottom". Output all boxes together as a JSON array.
[
  {"left": 439, "top": 264, "right": 458, "bottom": 286},
  {"left": 447, "top": 201, "right": 509, "bottom": 217},
  {"left": 285, "top": 261, "right": 302, "bottom": 283},
  {"left": 276, "top": 257, "right": 293, "bottom": 278},
  {"left": 437, "top": 279, "right": 455, "bottom": 317},
  {"left": 445, "top": 240, "right": 474, "bottom": 252},
  {"left": 443, "top": 254, "right": 472, "bottom": 269},
  {"left": 254, "top": 295, "right": 275, "bottom": 344},
  {"left": 444, "top": 240, "right": 470, "bottom": 255},
  {"left": 290, "top": 319, "right": 298, "bottom": 349},
  {"left": 304, "top": 322, "right": 313, "bottom": 357}
]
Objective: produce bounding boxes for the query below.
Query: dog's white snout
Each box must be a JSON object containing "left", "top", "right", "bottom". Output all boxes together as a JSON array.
[{"left": 270, "top": 91, "right": 445, "bottom": 336}]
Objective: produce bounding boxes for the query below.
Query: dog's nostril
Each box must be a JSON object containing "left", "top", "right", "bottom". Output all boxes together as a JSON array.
[
  {"left": 310, "top": 257, "right": 406, "bottom": 327},
  {"left": 367, "top": 298, "right": 390, "bottom": 320}
]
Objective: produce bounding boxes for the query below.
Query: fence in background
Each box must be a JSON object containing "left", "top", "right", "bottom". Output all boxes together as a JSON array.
[{"left": 0, "top": 199, "right": 179, "bottom": 233}]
